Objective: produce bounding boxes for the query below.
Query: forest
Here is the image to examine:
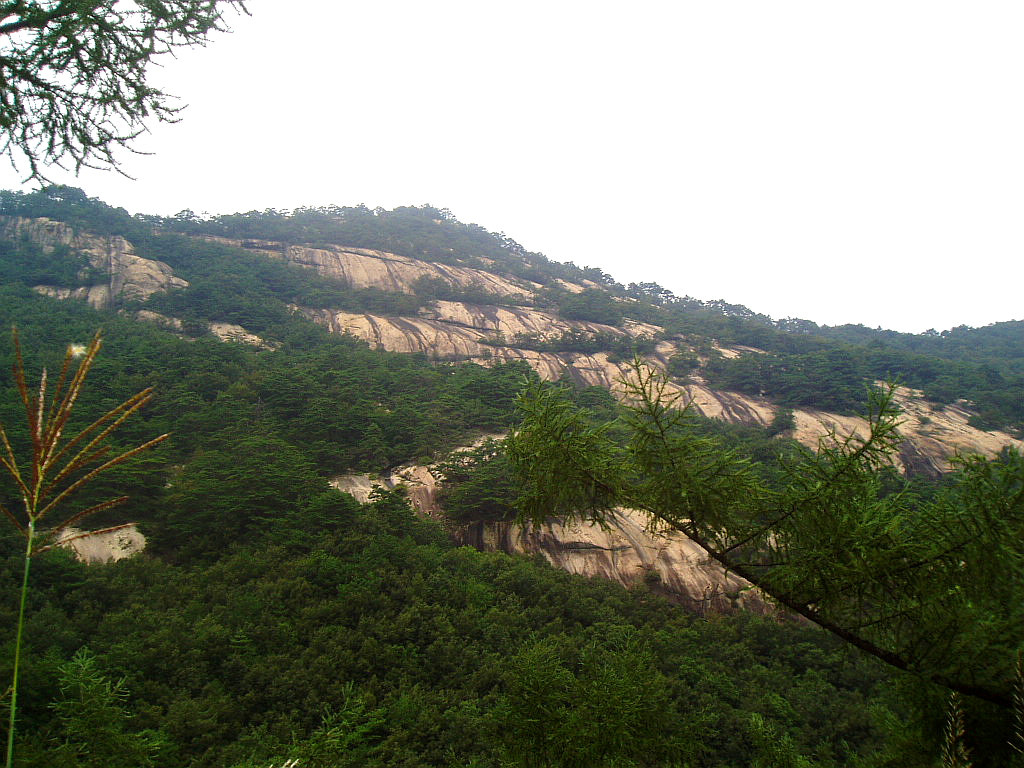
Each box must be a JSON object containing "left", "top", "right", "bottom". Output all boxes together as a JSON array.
[{"left": 0, "top": 187, "right": 1021, "bottom": 766}]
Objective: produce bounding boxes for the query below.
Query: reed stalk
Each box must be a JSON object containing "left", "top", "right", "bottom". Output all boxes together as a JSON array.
[{"left": 1, "top": 330, "right": 167, "bottom": 768}]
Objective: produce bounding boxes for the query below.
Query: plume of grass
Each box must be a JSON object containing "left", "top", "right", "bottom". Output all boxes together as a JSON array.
[
  {"left": 1011, "top": 650, "right": 1024, "bottom": 758},
  {"left": 941, "top": 692, "right": 973, "bottom": 768},
  {"left": 1, "top": 329, "right": 167, "bottom": 768}
]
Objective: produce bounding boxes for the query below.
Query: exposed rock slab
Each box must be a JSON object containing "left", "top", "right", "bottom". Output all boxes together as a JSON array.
[
  {"left": 0, "top": 216, "right": 187, "bottom": 309},
  {"left": 461, "top": 511, "right": 768, "bottom": 614},
  {"left": 130, "top": 311, "right": 274, "bottom": 350},
  {"left": 331, "top": 464, "right": 444, "bottom": 518},
  {"left": 132, "top": 309, "right": 185, "bottom": 331},
  {"left": 791, "top": 387, "right": 1024, "bottom": 477},
  {"left": 306, "top": 305, "right": 1021, "bottom": 473},
  {"left": 208, "top": 322, "right": 277, "bottom": 349},
  {"left": 421, "top": 300, "right": 634, "bottom": 338},
  {"left": 332, "top": 457, "right": 765, "bottom": 612},
  {"left": 55, "top": 525, "right": 146, "bottom": 564},
  {"left": 201, "top": 236, "right": 543, "bottom": 300}
]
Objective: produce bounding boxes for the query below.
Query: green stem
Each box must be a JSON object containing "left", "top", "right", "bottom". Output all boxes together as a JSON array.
[{"left": 5, "top": 520, "right": 33, "bottom": 768}]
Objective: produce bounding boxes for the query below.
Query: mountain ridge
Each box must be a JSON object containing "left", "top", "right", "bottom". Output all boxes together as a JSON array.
[{"left": 3, "top": 207, "right": 1019, "bottom": 479}]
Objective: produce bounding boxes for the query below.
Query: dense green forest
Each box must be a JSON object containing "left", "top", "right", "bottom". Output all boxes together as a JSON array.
[
  {"left": 0, "top": 287, "right": 905, "bottom": 767},
  {"left": 1, "top": 187, "right": 1022, "bottom": 765},
  {"left": 3, "top": 186, "right": 1022, "bottom": 433}
]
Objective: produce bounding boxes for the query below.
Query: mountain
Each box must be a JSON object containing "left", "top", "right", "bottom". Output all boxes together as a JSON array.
[
  {"left": 3, "top": 202, "right": 1019, "bottom": 479},
  {"left": 1, "top": 189, "right": 1021, "bottom": 607},
  {"left": 1, "top": 187, "right": 1021, "bottom": 766}
]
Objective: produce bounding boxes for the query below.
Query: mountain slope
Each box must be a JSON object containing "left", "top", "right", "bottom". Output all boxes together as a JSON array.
[{"left": 1, "top": 194, "right": 1021, "bottom": 607}]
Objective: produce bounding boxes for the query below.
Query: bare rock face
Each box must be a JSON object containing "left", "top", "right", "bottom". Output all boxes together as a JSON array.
[
  {"left": 207, "top": 322, "right": 277, "bottom": 350},
  {"left": 461, "top": 511, "right": 769, "bottom": 614},
  {"left": 0, "top": 216, "right": 187, "bottom": 309},
  {"left": 304, "top": 302, "right": 1022, "bottom": 473},
  {"left": 294, "top": 301, "right": 669, "bottom": 385},
  {"left": 132, "top": 309, "right": 185, "bottom": 331},
  {"left": 333, "top": 456, "right": 767, "bottom": 613},
  {"left": 201, "top": 236, "right": 543, "bottom": 300},
  {"left": 131, "top": 311, "right": 274, "bottom": 350},
  {"left": 56, "top": 525, "right": 146, "bottom": 564},
  {"left": 330, "top": 463, "right": 444, "bottom": 518}
]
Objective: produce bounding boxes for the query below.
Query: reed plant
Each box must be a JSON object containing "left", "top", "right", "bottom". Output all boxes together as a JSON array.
[{"left": 0, "top": 329, "right": 167, "bottom": 768}]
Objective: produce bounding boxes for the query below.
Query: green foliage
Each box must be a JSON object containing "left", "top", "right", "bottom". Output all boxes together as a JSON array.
[
  {"left": 136, "top": 233, "right": 423, "bottom": 332},
  {"left": 0, "top": 505, "right": 894, "bottom": 767},
  {"left": 0, "top": 287, "right": 534, "bottom": 484},
  {"left": 666, "top": 351, "right": 699, "bottom": 380},
  {"left": 554, "top": 288, "right": 624, "bottom": 326},
  {"left": 747, "top": 713, "right": 816, "bottom": 768},
  {"left": 437, "top": 441, "right": 518, "bottom": 524},
  {"left": 766, "top": 408, "right": 796, "bottom": 437},
  {"left": 412, "top": 276, "right": 521, "bottom": 308},
  {"left": 704, "top": 349, "right": 871, "bottom": 414},
  {"left": 0, "top": 2, "right": 246, "bottom": 181},
  {"left": 158, "top": 202, "right": 606, "bottom": 288},
  {"left": 36, "top": 649, "right": 167, "bottom": 768},
  {"left": 0, "top": 291, "right": 895, "bottom": 767},
  {"left": 0, "top": 331, "right": 166, "bottom": 768},
  {"left": 157, "top": 432, "right": 328, "bottom": 558},
  {"left": 0, "top": 188, "right": 147, "bottom": 240},
  {"left": 0, "top": 241, "right": 91, "bottom": 288},
  {"left": 5, "top": 185, "right": 1023, "bottom": 433},
  {"left": 5, "top": 188, "right": 1023, "bottom": 766},
  {"left": 507, "top": 362, "right": 1024, "bottom": 713},
  {"left": 495, "top": 630, "right": 687, "bottom": 767}
]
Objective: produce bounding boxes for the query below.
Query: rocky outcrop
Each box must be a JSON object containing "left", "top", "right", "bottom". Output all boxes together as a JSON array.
[
  {"left": 55, "top": 525, "right": 145, "bottom": 564},
  {"left": 295, "top": 301, "right": 670, "bottom": 383},
  {"left": 304, "top": 302, "right": 1022, "bottom": 473},
  {"left": 331, "top": 464, "right": 445, "bottom": 518},
  {"left": 201, "top": 236, "right": 544, "bottom": 300},
  {"left": 132, "top": 309, "right": 185, "bottom": 331},
  {"left": 332, "top": 458, "right": 766, "bottom": 613},
  {"left": 461, "top": 512, "right": 768, "bottom": 614},
  {"left": 208, "top": 322, "right": 276, "bottom": 350},
  {"left": 0, "top": 216, "right": 187, "bottom": 309},
  {"left": 130, "top": 311, "right": 275, "bottom": 350}
]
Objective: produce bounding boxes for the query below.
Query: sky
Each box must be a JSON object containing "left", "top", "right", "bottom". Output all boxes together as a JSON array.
[{"left": 2, "top": 1, "right": 1022, "bottom": 334}]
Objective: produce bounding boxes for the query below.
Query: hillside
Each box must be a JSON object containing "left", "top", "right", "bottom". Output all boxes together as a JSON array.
[
  {"left": 1, "top": 186, "right": 1022, "bottom": 766},
  {"left": 2, "top": 188, "right": 1022, "bottom": 606},
  {"left": 1, "top": 192, "right": 1019, "bottom": 482}
]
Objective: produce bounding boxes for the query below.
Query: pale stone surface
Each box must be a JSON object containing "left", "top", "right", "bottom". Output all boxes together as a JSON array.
[
  {"left": 420, "top": 300, "right": 633, "bottom": 338},
  {"left": 132, "top": 309, "right": 184, "bottom": 330},
  {"left": 330, "top": 464, "right": 443, "bottom": 518},
  {"left": 461, "top": 511, "right": 769, "bottom": 614},
  {"left": 208, "top": 322, "right": 276, "bottom": 349},
  {"left": 1, "top": 216, "right": 187, "bottom": 309},
  {"left": 131, "top": 311, "right": 273, "bottom": 349},
  {"left": 304, "top": 302, "right": 1021, "bottom": 473},
  {"left": 330, "top": 473, "right": 377, "bottom": 504},
  {"left": 789, "top": 386, "right": 1024, "bottom": 477},
  {"left": 56, "top": 525, "right": 146, "bottom": 564},
  {"left": 200, "top": 236, "right": 546, "bottom": 299},
  {"left": 334, "top": 455, "right": 767, "bottom": 613}
]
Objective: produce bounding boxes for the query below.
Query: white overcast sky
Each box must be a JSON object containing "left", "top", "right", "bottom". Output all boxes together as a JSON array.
[{"left": 2, "top": 1, "right": 1022, "bottom": 333}]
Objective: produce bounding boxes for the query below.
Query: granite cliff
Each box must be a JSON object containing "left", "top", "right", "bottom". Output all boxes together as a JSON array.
[
  {"left": 332, "top": 459, "right": 768, "bottom": 614},
  {"left": 9, "top": 215, "right": 1022, "bottom": 604},
  {"left": 202, "top": 232, "right": 1018, "bottom": 474},
  {"left": 0, "top": 216, "right": 187, "bottom": 309},
  {"left": 198, "top": 235, "right": 543, "bottom": 298},
  {"left": 297, "top": 299, "right": 1020, "bottom": 476}
]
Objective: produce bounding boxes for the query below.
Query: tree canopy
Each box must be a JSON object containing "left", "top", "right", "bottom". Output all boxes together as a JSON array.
[
  {"left": 507, "top": 360, "right": 1024, "bottom": 708},
  {"left": 0, "top": 1, "right": 246, "bottom": 180}
]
